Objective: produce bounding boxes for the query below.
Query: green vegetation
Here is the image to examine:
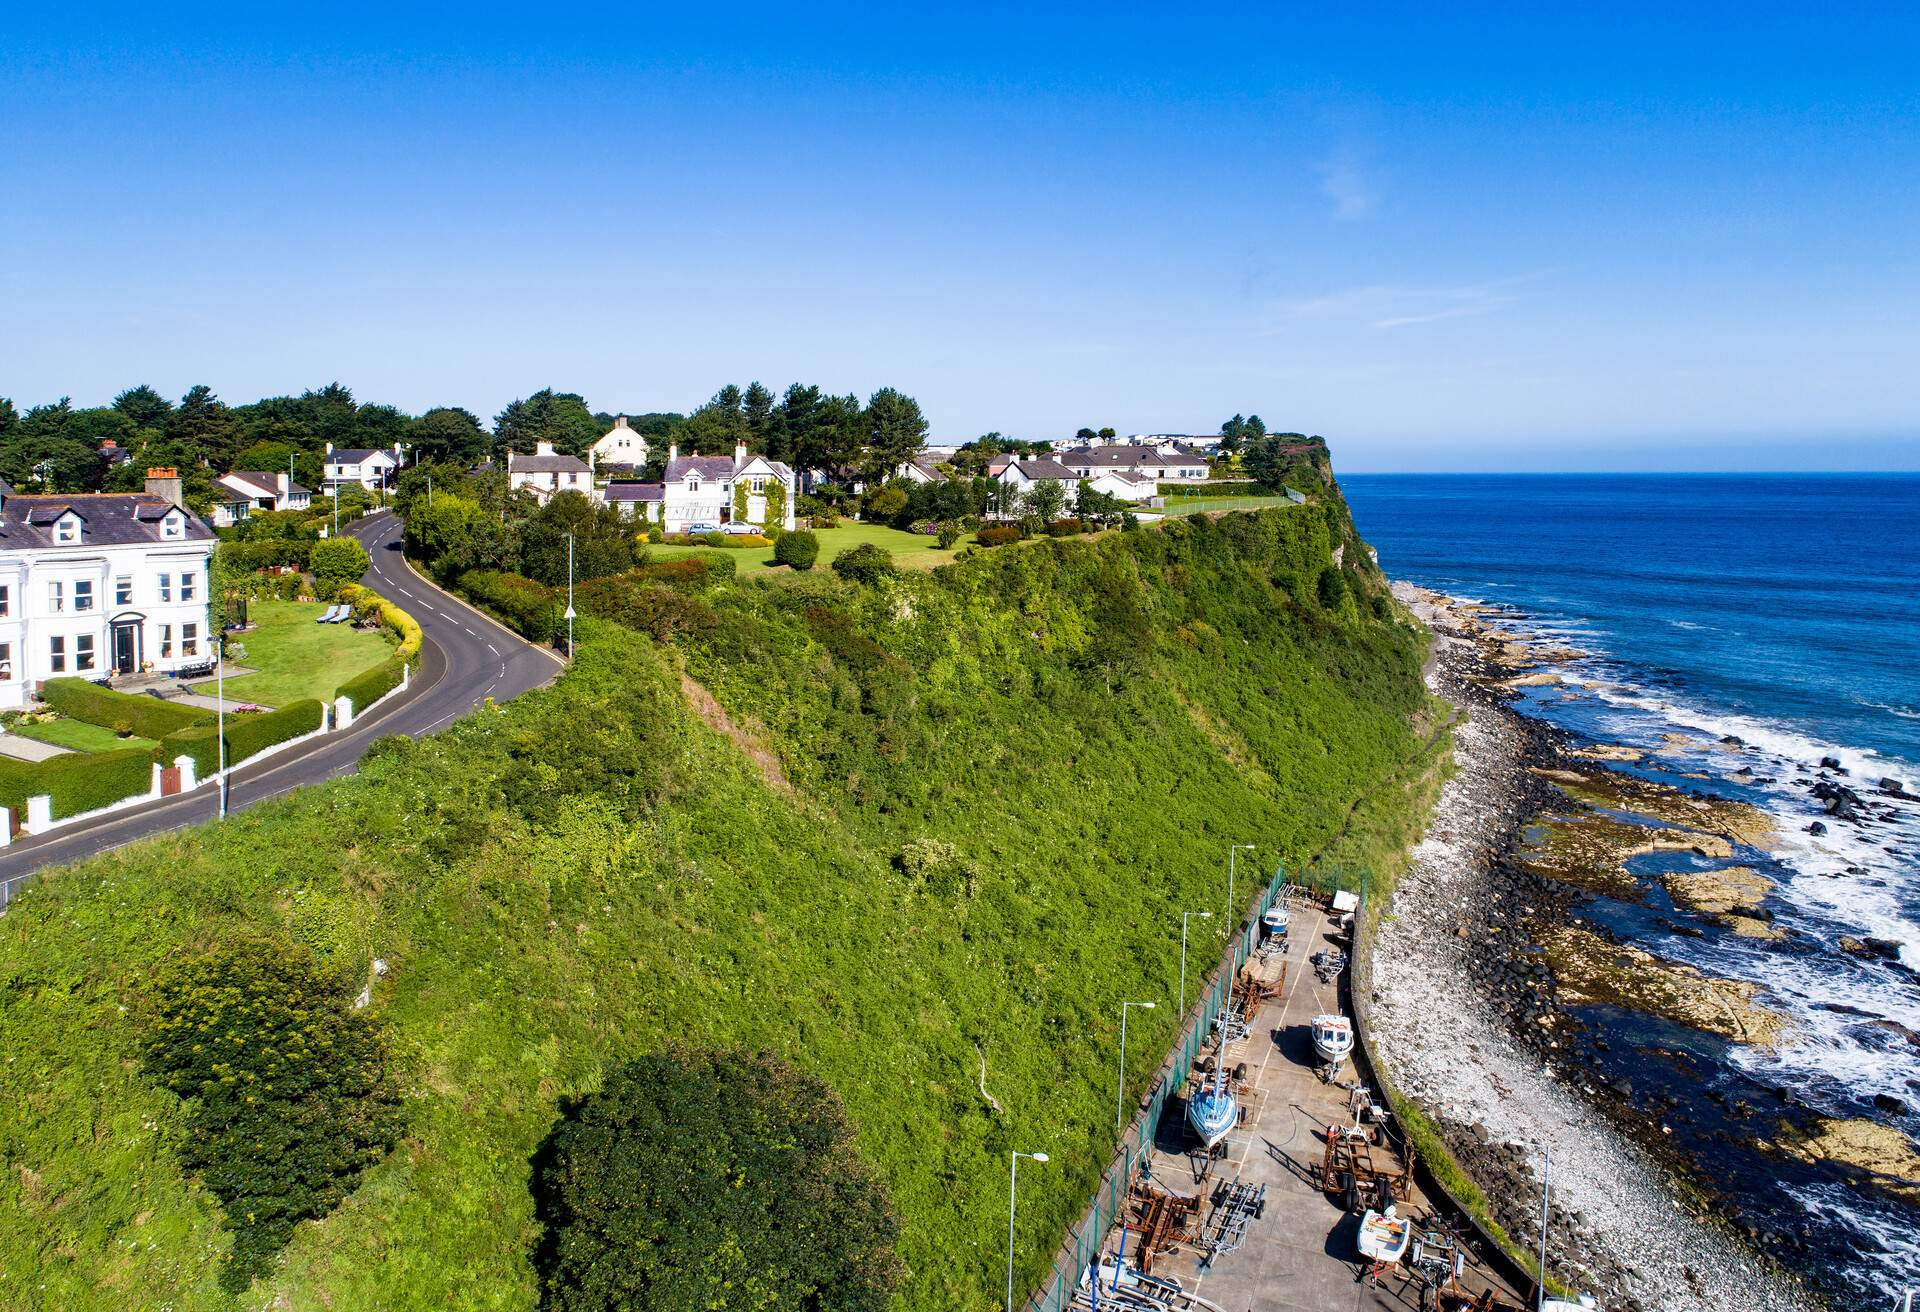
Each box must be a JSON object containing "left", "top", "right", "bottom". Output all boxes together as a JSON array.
[
  {"left": 0, "top": 745, "right": 154, "bottom": 820},
  {"left": 140, "top": 941, "right": 402, "bottom": 1290},
  {"left": 533, "top": 1046, "right": 902, "bottom": 1312},
  {"left": 647, "top": 521, "right": 967, "bottom": 575},
  {"left": 39, "top": 676, "right": 213, "bottom": 739},
  {"left": 830, "top": 542, "right": 895, "bottom": 584},
  {"left": 7, "top": 717, "right": 158, "bottom": 754},
  {"left": 309, "top": 537, "right": 372, "bottom": 593},
  {"left": 199, "top": 601, "right": 395, "bottom": 707},
  {"left": 1156, "top": 494, "right": 1302, "bottom": 516},
  {"left": 223, "top": 699, "right": 326, "bottom": 763},
  {"left": 0, "top": 496, "right": 1434, "bottom": 1309},
  {"left": 773, "top": 528, "right": 819, "bottom": 570}
]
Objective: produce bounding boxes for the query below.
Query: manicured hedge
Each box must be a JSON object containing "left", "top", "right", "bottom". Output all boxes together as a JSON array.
[
  {"left": 338, "top": 584, "right": 423, "bottom": 663},
  {"left": 224, "top": 699, "right": 325, "bottom": 764},
  {"left": 660, "top": 533, "right": 773, "bottom": 549},
  {"left": 154, "top": 725, "right": 222, "bottom": 779},
  {"left": 217, "top": 539, "right": 314, "bottom": 571},
  {"left": 39, "top": 678, "right": 213, "bottom": 740},
  {"left": 0, "top": 748, "right": 155, "bottom": 821},
  {"left": 457, "top": 570, "right": 559, "bottom": 643},
  {"left": 338, "top": 658, "right": 406, "bottom": 714},
  {"left": 974, "top": 525, "right": 1024, "bottom": 547}
]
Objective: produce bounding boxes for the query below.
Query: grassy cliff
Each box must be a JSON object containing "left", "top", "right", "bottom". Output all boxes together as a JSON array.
[{"left": 0, "top": 498, "right": 1434, "bottom": 1309}]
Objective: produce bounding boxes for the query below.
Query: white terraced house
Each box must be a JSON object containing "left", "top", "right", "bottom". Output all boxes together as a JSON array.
[{"left": 0, "top": 469, "right": 217, "bottom": 710}]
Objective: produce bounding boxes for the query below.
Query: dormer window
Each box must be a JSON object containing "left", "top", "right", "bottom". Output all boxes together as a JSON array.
[
  {"left": 54, "top": 516, "right": 79, "bottom": 544},
  {"left": 687, "top": 475, "right": 700, "bottom": 492},
  {"left": 162, "top": 511, "right": 183, "bottom": 539}
]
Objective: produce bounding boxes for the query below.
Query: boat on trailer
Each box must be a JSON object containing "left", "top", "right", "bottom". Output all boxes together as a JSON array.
[
  {"left": 1312, "top": 1013, "right": 1355, "bottom": 1067},
  {"left": 1262, "top": 901, "right": 1290, "bottom": 938},
  {"left": 1357, "top": 1204, "right": 1412, "bottom": 1267},
  {"left": 1186, "top": 1066, "right": 1238, "bottom": 1150}
]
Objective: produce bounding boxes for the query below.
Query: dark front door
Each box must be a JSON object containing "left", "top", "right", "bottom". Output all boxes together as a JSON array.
[{"left": 113, "top": 622, "right": 137, "bottom": 675}]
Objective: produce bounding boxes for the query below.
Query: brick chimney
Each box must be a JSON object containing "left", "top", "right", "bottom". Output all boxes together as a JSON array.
[
  {"left": 145, "top": 467, "right": 183, "bottom": 507},
  {"left": 734, "top": 439, "right": 747, "bottom": 466},
  {"left": 535, "top": 440, "right": 556, "bottom": 457}
]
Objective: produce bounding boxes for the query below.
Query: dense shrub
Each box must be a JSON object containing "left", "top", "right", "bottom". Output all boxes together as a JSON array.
[
  {"left": 0, "top": 748, "right": 154, "bottom": 820},
  {"left": 338, "top": 658, "right": 407, "bottom": 714},
  {"left": 225, "top": 699, "right": 326, "bottom": 763},
  {"left": 533, "top": 1046, "right": 902, "bottom": 1312},
  {"left": 974, "top": 525, "right": 1024, "bottom": 547},
  {"left": 830, "top": 543, "right": 895, "bottom": 585},
  {"left": 1317, "top": 563, "right": 1348, "bottom": 609},
  {"left": 774, "top": 529, "right": 819, "bottom": 571},
  {"left": 459, "top": 570, "right": 560, "bottom": 643},
  {"left": 661, "top": 533, "right": 771, "bottom": 549},
  {"left": 155, "top": 724, "right": 222, "bottom": 778},
  {"left": 635, "top": 553, "right": 734, "bottom": 590},
  {"left": 864, "top": 486, "right": 908, "bottom": 520},
  {"left": 576, "top": 577, "right": 719, "bottom": 643},
  {"left": 140, "top": 941, "right": 402, "bottom": 1291},
  {"left": 1044, "top": 518, "right": 1088, "bottom": 537},
  {"left": 217, "top": 539, "right": 313, "bottom": 573},
  {"left": 935, "top": 525, "right": 961, "bottom": 549},
  {"left": 39, "top": 677, "right": 212, "bottom": 740},
  {"left": 310, "top": 537, "right": 373, "bottom": 589},
  {"left": 337, "top": 583, "right": 422, "bottom": 662}
]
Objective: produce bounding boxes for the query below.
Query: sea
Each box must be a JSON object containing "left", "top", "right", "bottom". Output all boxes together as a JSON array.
[{"left": 1343, "top": 473, "right": 1920, "bottom": 1309}]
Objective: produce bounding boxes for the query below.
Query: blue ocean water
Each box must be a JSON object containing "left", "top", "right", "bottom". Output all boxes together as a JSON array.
[
  {"left": 1343, "top": 472, "right": 1920, "bottom": 1306},
  {"left": 1342, "top": 473, "right": 1920, "bottom": 764}
]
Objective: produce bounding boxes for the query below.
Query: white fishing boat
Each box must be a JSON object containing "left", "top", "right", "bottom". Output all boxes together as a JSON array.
[
  {"left": 1357, "top": 1205, "right": 1412, "bottom": 1266},
  {"left": 1185, "top": 1065, "right": 1238, "bottom": 1150},
  {"left": 1262, "top": 902, "right": 1290, "bottom": 937},
  {"left": 1311, "top": 1013, "right": 1355, "bottom": 1066}
]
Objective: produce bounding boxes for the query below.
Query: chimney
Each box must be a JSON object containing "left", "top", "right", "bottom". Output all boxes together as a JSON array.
[
  {"left": 324, "top": 441, "right": 334, "bottom": 457},
  {"left": 145, "top": 467, "right": 183, "bottom": 507},
  {"left": 614, "top": 415, "right": 630, "bottom": 430},
  {"left": 668, "top": 442, "right": 679, "bottom": 464},
  {"left": 277, "top": 471, "right": 289, "bottom": 496},
  {"left": 535, "top": 440, "right": 556, "bottom": 457},
  {"left": 734, "top": 439, "right": 747, "bottom": 466}
]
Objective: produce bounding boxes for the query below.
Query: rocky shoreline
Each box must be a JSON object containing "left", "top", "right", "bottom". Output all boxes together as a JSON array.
[{"left": 1368, "top": 583, "right": 1821, "bottom": 1312}]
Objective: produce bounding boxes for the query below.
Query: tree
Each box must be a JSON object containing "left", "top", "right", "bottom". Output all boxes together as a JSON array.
[
  {"left": 532, "top": 1046, "right": 902, "bottom": 1312},
  {"left": 831, "top": 543, "right": 896, "bottom": 585},
  {"left": 1022, "top": 479, "right": 1067, "bottom": 524},
  {"left": 1244, "top": 414, "right": 1267, "bottom": 441},
  {"left": 1076, "top": 482, "right": 1128, "bottom": 526},
  {"left": 773, "top": 529, "right": 819, "bottom": 571},
  {"left": 168, "top": 384, "right": 241, "bottom": 467},
  {"left": 409, "top": 407, "right": 490, "bottom": 465},
  {"left": 859, "top": 387, "right": 929, "bottom": 484},
  {"left": 112, "top": 384, "right": 174, "bottom": 432},
  {"left": 1, "top": 400, "right": 101, "bottom": 491},
  {"left": 0, "top": 397, "right": 17, "bottom": 442},
  {"left": 234, "top": 441, "right": 323, "bottom": 489},
  {"left": 519, "top": 490, "right": 633, "bottom": 585},
  {"left": 741, "top": 382, "right": 775, "bottom": 448},
  {"left": 310, "top": 537, "right": 372, "bottom": 589},
  {"left": 1243, "top": 433, "right": 1290, "bottom": 490},
  {"left": 404, "top": 491, "right": 517, "bottom": 580},
  {"left": 1219, "top": 413, "right": 1247, "bottom": 455},
  {"left": 680, "top": 385, "right": 748, "bottom": 454},
  {"left": 496, "top": 390, "right": 602, "bottom": 459},
  {"left": 864, "top": 484, "right": 908, "bottom": 521}
]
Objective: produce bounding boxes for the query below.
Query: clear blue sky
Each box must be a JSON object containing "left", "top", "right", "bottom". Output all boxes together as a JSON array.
[{"left": 4, "top": 3, "right": 1916, "bottom": 470}]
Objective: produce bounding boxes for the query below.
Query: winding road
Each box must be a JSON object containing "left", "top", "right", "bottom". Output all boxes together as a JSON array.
[{"left": 0, "top": 510, "right": 561, "bottom": 888}]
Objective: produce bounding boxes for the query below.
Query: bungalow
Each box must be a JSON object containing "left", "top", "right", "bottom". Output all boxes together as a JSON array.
[
  {"left": 894, "top": 456, "right": 948, "bottom": 485},
  {"left": 590, "top": 416, "right": 649, "bottom": 475},
  {"left": 1084, "top": 469, "right": 1158, "bottom": 503},
  {"left": 211, "top": 470, "right": 315, "bottom": 528},
  {"left": 1057, "top": 443, "right": 1209, "bottom": 482},
  {"left": 997, "top": 457, "right": 1081, "bottom": 514},
  {"left": 659, "top": 442, "right": 798, "bottom": 534},
  {"left": 323, "top": 444, "right": 400, "bottom": 492},
  {"left": 600, "top": 480, "right": 665, "bottom": 522},
  {"left": 506, "top": 442, "right": 593, "bottom": 503}
]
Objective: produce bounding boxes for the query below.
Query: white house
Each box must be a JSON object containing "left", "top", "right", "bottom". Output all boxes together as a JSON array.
[
  {"left": 211, "top": 470, "right": 313, "bottom": 528},
  {"left": 323, "top": 444, "right": 400, "bottom": 492},
  {"left": 1084, "top": 469, "right": 1158, "bottom": 503},
  {"left": 0, "top": 469, "right": 216, "bottom": 709},
  {"left": 506, "top": 442, "right": 593, "bottom": 503},
  {"left": 1056, "top": 443, "right": 1209, "bottom": 482},
  {"left": 600, "top": 480, "right": 664, "bottom": 521},
  {"left": 996, "top": 457, "right": 1081, "bottom": 514},
  {"left": 894, "top": 456, "right": 948, "bottom": 485},
  {"left": 591, "top": 416, "right": 649, "bottom": 474},
  {"left": 660, "top": 442, "right": 798, "bottom": 534}
]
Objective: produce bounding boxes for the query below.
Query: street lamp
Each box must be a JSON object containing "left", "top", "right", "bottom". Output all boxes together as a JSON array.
[
  {"left": 1116, "top": 1000, "right": 1156, "bottom": 1131},
  {"left": 1227, "top": 843, "right": 1256, "bottom": 935},
  {"left": 1179, "top": 911, "right": 1212, "bottom": 1019},
  {"left": 1007, "top": 1149, "right": 1049, "bottom": 1312},
  {"left": 215, "top": 630, "right": 226, "bottom": 821},
  {"left": 563, "top": 531, "right": 577, "bottom": 659}
]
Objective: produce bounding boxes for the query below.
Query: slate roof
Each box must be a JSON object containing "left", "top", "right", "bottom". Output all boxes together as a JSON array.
[
  {"left": 1092, "top": 469, "right": 1156, "bottom": 485},
  {"left": 906, "top": 456, "right": 948, "bottom": 482},
  {"left": 328, "top": 448, "right": 392, "bottom": 466},
  {"left": 510, "top": 451, "right": 591, "bottom": 475},
  {"left": 665, "top": 455, "right": 742, "bottom": 482},
  {"left": 0, "top": 494, "right": 213, "bottom": 547},
  {"left": 1059, "top": 444, "right": 1207, "bottom": 469},
  {"left": 602, "top": 481, "right": 664, "bottom": 503},
  {"left": 220, "top": 471, "right": 312, "bottom": 499},
  {"left": 1008, "top": 458, "right": 1079, "bottom": 481}
]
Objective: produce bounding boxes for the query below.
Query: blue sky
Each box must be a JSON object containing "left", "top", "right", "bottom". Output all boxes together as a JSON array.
[{"left": 3, "top": 3, "right": 1916, "bottom": 470}]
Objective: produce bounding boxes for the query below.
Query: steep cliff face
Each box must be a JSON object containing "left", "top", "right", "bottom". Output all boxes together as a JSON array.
[{"left": 0, "top": 466, "right": 1432, "bottom": 1309}]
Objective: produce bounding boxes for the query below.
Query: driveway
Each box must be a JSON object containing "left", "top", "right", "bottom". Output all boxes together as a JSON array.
[{"left": 0, "top": 510, "right": 562, "bottom": 888}]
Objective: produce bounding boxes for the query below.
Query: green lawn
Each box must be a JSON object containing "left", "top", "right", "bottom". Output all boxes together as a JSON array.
[
  {"left": 1158, "top": 494, "right": 1301, "bottom": 516},
  {"left": 194, "top": 599, "right": 395, "bottom": 707},
  {"left": 643, "top": 521, "right": 976, "bottom": 575},
  {"left": 9, "top": 718, "right": 158, "bottom": 754}
]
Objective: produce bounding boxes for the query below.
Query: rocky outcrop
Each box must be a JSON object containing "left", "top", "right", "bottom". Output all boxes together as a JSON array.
[{"left": 1540, "top": 926, "right": 1791, "bottom": 1048}]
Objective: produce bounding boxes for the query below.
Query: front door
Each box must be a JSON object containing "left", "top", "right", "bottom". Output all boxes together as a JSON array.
[
  {"left": 747, "top": 494, "right": 767, "bottom": 524},
  {"left": 113, "top": 623, "right": 137, "bottom": 675}
]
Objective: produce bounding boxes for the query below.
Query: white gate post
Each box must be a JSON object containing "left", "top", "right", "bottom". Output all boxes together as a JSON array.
[
  {"left": 334, "top": 694, "right": 354, "bottom": 728},
  {"left": 151, "top": 761, "right": 165, "bottom": 798},
  {"left": 25, "top": 795, "right": 52, "bottom": 832},
  {"left": 175, "top": 754, "right": 197, "bottom": 792}
]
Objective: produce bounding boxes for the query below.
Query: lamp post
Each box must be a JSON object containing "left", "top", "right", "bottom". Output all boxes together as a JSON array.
[
  {"left": 1227, "top": 843, "right": 1255, "bottom": 936},
  {"left": 1180, "top": 911, "right": 1212, "bottom": 1019},
  {"left": 1007, "top": 1149, "right": 1049, "bottom": 1312},
  {"left": 563, "top": 531, "right": 576, "bottom": 659},
  {"left": 215, "top": 631, "right": 226, "bottom": 821},
  {"left": 1116, "top": 1000, "right": 1156, "bottom": 1131}
]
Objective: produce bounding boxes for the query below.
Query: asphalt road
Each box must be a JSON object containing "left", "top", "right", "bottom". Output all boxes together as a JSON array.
[{"left": 0, "top": 510, "right": 562, "bottom": 887}]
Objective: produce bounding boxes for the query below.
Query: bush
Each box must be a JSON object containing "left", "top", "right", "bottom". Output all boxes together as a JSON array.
[
  {"left": 0, "top": 747, "right": 155, "bottom": 821},
  {"left": 338, "top": 658, "right": 407, "bottom": 714},
  {"left": 935, "top": 525, "right": 961, "bottom": 549},
  {"left": 310, "top": 536, "right": 373, "bottom": 589},
  {"left": 112, "top": 719, "right": 134, "bottom": 739},
  {"left": 337, "top": 583, "right": 423, "bottom": 662},
  {"left": 140, "top": 941, "right": 402, "bottom": 1291},
  {"left": 459, "top": 570, "right": 560, "bottom": 643},
  {"left": 576, "top": 577, "right": 719, "bottom": 644},
  {"left": 1044, "top": 518, "right": 1088, "bottom": 537},
  {"left": 865, "top": 486, "right": 908, "bottom": 520},
  {"left": 974, "top": 525, "right": 1024, "bottom": 547},
  {"left": 774, "top": 530, "right": 820, "bottom": 571},
  {"left": 154, "top": 724, "right": 222, "bottom": 778},
  {"left": 831, "top": 543, "right": 895, "bottom": 585},
  {"left": 1317, "top": 563, "right": 1348, "bottom": 609},
  {"left": 38, "top": 677, "right": 212, "bottom": 740},
  {"left": 532, "top": 1046, "right": 902, "bottom": 1312},
  {"left": 812, "top": 510, "right": 841, "bottom": 529},
  {"left": 224, "top": 699, "right": 326, "bottom": 763}
]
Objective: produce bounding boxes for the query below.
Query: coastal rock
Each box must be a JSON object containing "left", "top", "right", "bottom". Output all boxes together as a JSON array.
[
  {"left": 1540, "top": 925, "right": 1791, "bottom": 1047},
  {"left": 1529, "top": 764, "right": 1774, "bottom": 850},
  {"left": 1806, "top": 821, "right": 1827, "bottom": 836},
  {"left": 1774, "top": 1118, "right": 1920, "bottom": 1203},
  {"left": 1838, "top": 936, "right": 1903, "bottom": 962},
  {"left": 1662, "top": 866, "right": 1774, "bottom": 918},
  {"left": 1573, "top": 743, "right": 1646, "bottom": 763},
  {"left": 1721, "top": 915, "right": 1786, "bottom": 941}
]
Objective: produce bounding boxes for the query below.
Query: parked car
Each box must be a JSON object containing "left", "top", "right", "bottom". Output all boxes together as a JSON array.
[
  {"left": 687, "top": 522, "right": 722, "bottom": 535},
  {"left": 720, "top": 522, "right": 761, "bottom": 535}
]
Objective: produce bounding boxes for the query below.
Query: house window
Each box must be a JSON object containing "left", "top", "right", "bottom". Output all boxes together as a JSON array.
[
  {"left": 180, "top": 572, "right": 196, "bottom": 602},
  {"left": 162, "top": 513, "right": 182, "bottom": 539},
  {"left": 0, "top": 584, "right": 9, "bottom": 617},
  {"left": 687, "top": 476, "right": 700, "bottom": 492},
  {"left": 49, "top": 636, "right": 65, "bottom": 673},
  {"left": 0, "top": 642, "right": 10, "bottom": 681},
  {"left": 55, "top": 519, "right": 79, "bottom": 544},
  {"left": 75, "top": 579, "right": 93, "bottom": 612},
  {"left": 159, "top": 575, "right": 172, "bottom": 603},
  {"left": 48, "top": 581, "right": 63, "bottom": 613},
  {"left": 182, "top": 623, "right": 199, "bottom": 657},
  {"left": 160, "top": 625, "right": 172, "bottom": 658},
  {"left": 76, "top": 634, "right": 95, "bottom": 672},
  {"left": 750, "top": 476, "right": 766, "bottom": 493},
  {"left": 115, "top": 576, "right": 132, "bottom": 606}
]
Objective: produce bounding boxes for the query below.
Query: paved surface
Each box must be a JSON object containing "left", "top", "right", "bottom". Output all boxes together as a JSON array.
[
  {"left": 0, "top": 735, "right": 69, "bottom": 763},
  {"left": 1099, "top": 896, "right": 1523, "bottom": 1311},
  {"left": 0, "top": 511, "right": 563, "bottom": 885}
]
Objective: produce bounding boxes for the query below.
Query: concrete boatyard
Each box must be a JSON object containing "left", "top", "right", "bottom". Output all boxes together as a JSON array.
[{"left": 1059, "top": 889, "right": 1529, "bottom": 1311}]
